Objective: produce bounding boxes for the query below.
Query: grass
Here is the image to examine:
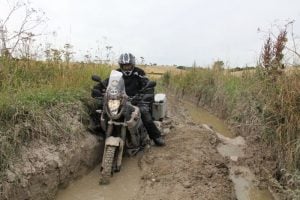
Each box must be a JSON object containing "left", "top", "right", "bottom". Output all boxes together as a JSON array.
[
  {"left": 0, "top": 57, "right": 111, "bottom": 176},
  {"left": 163, "top": 67, "right": 300, "bottom": 172}
]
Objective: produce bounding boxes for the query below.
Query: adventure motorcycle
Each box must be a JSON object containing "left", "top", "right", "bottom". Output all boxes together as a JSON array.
[{"left": 91, "top": 70, "right": 167, "bottom": 184}]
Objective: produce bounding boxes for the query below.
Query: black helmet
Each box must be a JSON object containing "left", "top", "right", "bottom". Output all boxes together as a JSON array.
[{"left": 118, "top": 53, "right": 135, "bottom": 76}]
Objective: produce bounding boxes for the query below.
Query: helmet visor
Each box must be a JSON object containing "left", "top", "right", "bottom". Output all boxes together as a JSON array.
[{"left": 121, "top": 64, "right": 133, "bottom": 71}]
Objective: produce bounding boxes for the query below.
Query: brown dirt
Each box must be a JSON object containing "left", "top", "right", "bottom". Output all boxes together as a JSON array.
[
  {"left": 175, "top": 92, "right": 300, "bottom": 199},
  {"left": 1, "top": 95, "right": 236, "bottom": 200},
  {"left": 0, "top": 102, "right": 104, "bottom": 200},
  {"left": 132, "top": 96, "right": 235, "bottom": 200}
]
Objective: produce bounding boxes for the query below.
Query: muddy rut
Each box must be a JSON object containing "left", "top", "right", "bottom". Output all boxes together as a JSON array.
[
  {"left": 57, "top": 95, "right": 236, "bottom": 200},
  {"left": 132, "top": 96, "right": 235, "bottom": 200}
]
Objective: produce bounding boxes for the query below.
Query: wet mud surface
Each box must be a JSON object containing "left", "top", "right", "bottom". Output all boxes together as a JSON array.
[
  {"left": 56, "top": 95, "right": 235, "bottom": 200},
  {"left": 56, "top": 158, "right": 142, "bottom": 200},
  {"left": 131, "top": 95, "right": 235, "bottom": 200},
  {"left": 181, "top": 97, "right": 275, "bottom": 200},
  {"left": 2, "top": 95, "right": 283, "bottom": 200}
]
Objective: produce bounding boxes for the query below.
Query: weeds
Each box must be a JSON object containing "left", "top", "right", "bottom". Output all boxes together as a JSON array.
[
  {"left": 164, "top": 67, "right": 300, "bottom": 172},
  {"left": 0, "top": 57, "right": 110, "bottom": 176}
]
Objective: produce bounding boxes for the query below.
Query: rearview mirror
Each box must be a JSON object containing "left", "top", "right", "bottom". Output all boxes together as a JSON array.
[
  {"left": 91, "top": 75, "right": 101, "bottom": 82},
  {"left": 140, "top": 81, "right": 156, "bottom": 93},
  {"left": 147, "top": 81, "right": 156, "bottom": 88}
]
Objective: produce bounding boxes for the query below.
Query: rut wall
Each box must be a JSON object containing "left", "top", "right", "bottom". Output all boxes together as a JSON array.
[{"left": 0, "top": 134, "right": 104, "bottom": 200}]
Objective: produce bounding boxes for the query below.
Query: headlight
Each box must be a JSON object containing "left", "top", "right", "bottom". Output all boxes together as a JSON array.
[{"left": 108, "top": 100, "right": 120, "bottom": 115}]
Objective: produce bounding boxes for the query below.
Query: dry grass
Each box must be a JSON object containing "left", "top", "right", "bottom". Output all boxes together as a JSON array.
[
  {"left": 163, "top": 67, "right": 300, "bottom": 173},
  {"left": 140, "top": 66, "right": 185, "bottom": 79},
  {"left": 0, "top": 58, "right": 111, "bottom": 176}
]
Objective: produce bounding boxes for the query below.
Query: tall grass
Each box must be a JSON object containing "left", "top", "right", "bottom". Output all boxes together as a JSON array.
[
  {"left": 0, "top": 57, "right": 111, "bottom": 176},
  {"left": 163, "top": 67, "right": 300, "bottom": 172}
]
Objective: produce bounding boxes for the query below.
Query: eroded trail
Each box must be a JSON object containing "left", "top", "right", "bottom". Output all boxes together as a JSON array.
[
  {"left": 56, "top": 95, "right": 236, "bottom": 200},
  {"left": 182, "top": 101, "right": 274, "bottom": 200},
  {"left": 56, "top": 158, "right": 142, "bottom": 200},
  {"left": 131, "top": 95, "right": 235, "bottom": 200}
]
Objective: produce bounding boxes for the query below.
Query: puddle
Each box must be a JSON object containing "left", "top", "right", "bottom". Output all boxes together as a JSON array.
[
  {"left": 217, "top": 144, "right": 244, "bottom": 158},
  {"left": 216, "top": 133, "right": 245, "bottom": 158},
  {"left": 182, "top": 99, "right": 274, "bottom": 200},
  {"left": 182, "top": 101, "right": 234, "bottom": 138},
  {"left": 230, "top": 166, "right": 275, "bottom": 200},
  {"left": 249, "top": 188, "right": 275, "bottom": 200},
  {"left": 56, "top": 157, "right": 141, "bottom": 200}
]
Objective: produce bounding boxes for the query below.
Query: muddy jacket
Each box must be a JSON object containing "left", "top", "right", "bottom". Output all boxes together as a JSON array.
[{"left": 93, "top": 67, "right": 150, "bottom": 97}]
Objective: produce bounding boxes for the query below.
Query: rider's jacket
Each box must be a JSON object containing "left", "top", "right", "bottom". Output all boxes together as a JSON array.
[
  {"left": 93, "top": 67, "right": 150, "bottom": 97},
  {"left": 116, "top": 67, "right": 149, "bottom": 97}
]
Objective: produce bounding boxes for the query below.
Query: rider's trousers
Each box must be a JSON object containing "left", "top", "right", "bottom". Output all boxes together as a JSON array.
[{"left": 139, "top": 105, "right": 161, "bottom": 139}]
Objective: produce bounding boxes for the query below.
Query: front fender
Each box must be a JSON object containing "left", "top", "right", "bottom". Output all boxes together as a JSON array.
[{"left": 105, "top": 136, "right": 122, "bottom": 147}]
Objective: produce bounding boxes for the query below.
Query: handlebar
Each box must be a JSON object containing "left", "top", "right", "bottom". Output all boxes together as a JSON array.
[
  {"left": 91, "top": 74, "right": 155, "bottom": 105},
  {"left": 91, "top": 75, "right": 107, "bottom": 90}
]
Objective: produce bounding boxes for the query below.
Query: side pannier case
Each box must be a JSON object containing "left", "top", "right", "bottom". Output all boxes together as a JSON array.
[{"left": 152, "top": 94, "right": 167, "bottom": 121}]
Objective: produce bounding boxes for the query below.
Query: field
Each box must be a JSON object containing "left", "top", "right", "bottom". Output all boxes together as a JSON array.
[
  {"left": 1, "top": 58, "right": 300, "bottom": 199},
  {"left": 140, "top": 65, "right": 185, "bottom": 79}
]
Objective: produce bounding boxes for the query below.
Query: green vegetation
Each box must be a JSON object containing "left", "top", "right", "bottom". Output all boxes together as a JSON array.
[
  {"left": 0, "top": 57, "right": 111, "bottom": 176},
  {"left": 163, "top": 67, "right": 300, "bottom": 172}
]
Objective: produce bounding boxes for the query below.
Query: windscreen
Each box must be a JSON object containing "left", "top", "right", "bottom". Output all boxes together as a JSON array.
[{"left": 106, "top": 70, "right": 126, "bottom": 98}]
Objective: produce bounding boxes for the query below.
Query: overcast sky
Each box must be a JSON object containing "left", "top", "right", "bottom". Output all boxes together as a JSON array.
[{"left": 1, "top": 0, "right": 300, "bottom": 66}]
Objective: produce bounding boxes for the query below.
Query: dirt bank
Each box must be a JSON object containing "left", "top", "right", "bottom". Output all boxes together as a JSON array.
[{"left": 0, "top": 102, "right": 104, "bottom": 200}]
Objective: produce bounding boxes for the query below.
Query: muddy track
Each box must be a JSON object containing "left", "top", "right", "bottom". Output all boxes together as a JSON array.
[
  {"left": 56, "top": 95, "right": 235, "bottom": 200},
  {"left": 2, "top": 95, "right": 238, "bottom": 200},
  {"left": 131, "top": 95, "right": 235, "bottom": 200}
]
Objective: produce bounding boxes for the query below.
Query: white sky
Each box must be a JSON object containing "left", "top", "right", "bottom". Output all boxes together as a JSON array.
[{"left": 1, "top": 0, "right": 300, "bottom": 66}]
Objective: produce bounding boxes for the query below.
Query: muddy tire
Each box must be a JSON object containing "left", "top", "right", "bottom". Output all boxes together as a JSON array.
[{"left": 99, "top": 146, "right": 116, "bottom": 185}]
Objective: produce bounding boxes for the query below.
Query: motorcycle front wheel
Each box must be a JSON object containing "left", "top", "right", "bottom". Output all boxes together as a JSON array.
[{"left": 99, "top": 146, "right": 116, "bottom": 185}]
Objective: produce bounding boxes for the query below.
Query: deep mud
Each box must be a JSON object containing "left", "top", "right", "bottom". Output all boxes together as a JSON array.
[
  {"left": 177, "top": 93, "right": 300, "bottom": 200},
  {"left": 2, "top": 94, "right": 293, "bottom": 200},
  {"left": 56, "top": 95, "right": 235, "bottom": 200},
  {"left": 131, "top": 95, "right": 235, "bottom": 200},
  {"left": 56, "top": 158, "right": 142, "bottom": 200}
]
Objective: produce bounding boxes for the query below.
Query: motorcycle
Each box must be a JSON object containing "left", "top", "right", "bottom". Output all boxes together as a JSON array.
[{"left": 91, "top": 70, "right": 167, "bottom": 184}]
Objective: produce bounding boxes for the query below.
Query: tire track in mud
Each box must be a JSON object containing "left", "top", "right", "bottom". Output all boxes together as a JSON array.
[{"left": 132, "top": 95, "right": 235, "bottom": 200}]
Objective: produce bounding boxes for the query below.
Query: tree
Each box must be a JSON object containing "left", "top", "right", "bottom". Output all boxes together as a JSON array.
[
  {"left": 105, "top": 46, "right": 113, "bottom": 64},
  {"left": 51, "top": 48, "right": 62, "bottom": 63},
  {"left": 63, "top": 43, "right": 74, "bottom": 67},
  {"left": 0, "top": 0, "right": 47, "bottom": 59},
  {"left": 212, "top": 60, "right": 224, "bottom": 71},
  {"left": 18, "top": 32, "right": 35, "bottom": 60},
  {"left": 192, "top": 60, "right": 197, "bottom": 71},
  {"left": 140, "top": 56, "right": 145, "bottom": 65}
]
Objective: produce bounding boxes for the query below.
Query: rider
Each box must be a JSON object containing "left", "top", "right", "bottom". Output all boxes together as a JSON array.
[
  {"left": 118, "top": 53, "right": 165, "bottom": 146},
  {"left": 93, "top": 53, "right": 165, "bottom": 146}
]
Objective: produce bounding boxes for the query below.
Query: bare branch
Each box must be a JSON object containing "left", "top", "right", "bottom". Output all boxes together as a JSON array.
[
  {"left": 0, "top": 0, "right": 47, "bottom": 56},
  {"left": 289, "top": 21, "right": 300, "bottom": 59},
  {"left": 9, "top": 9, "right": 30, "bottom": 53},
  {"left": 2, "top": 1, "right": 24, "bottom": 26},
  {"left": 285, "top": 46, "right": 300, "bottom": 58}
]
